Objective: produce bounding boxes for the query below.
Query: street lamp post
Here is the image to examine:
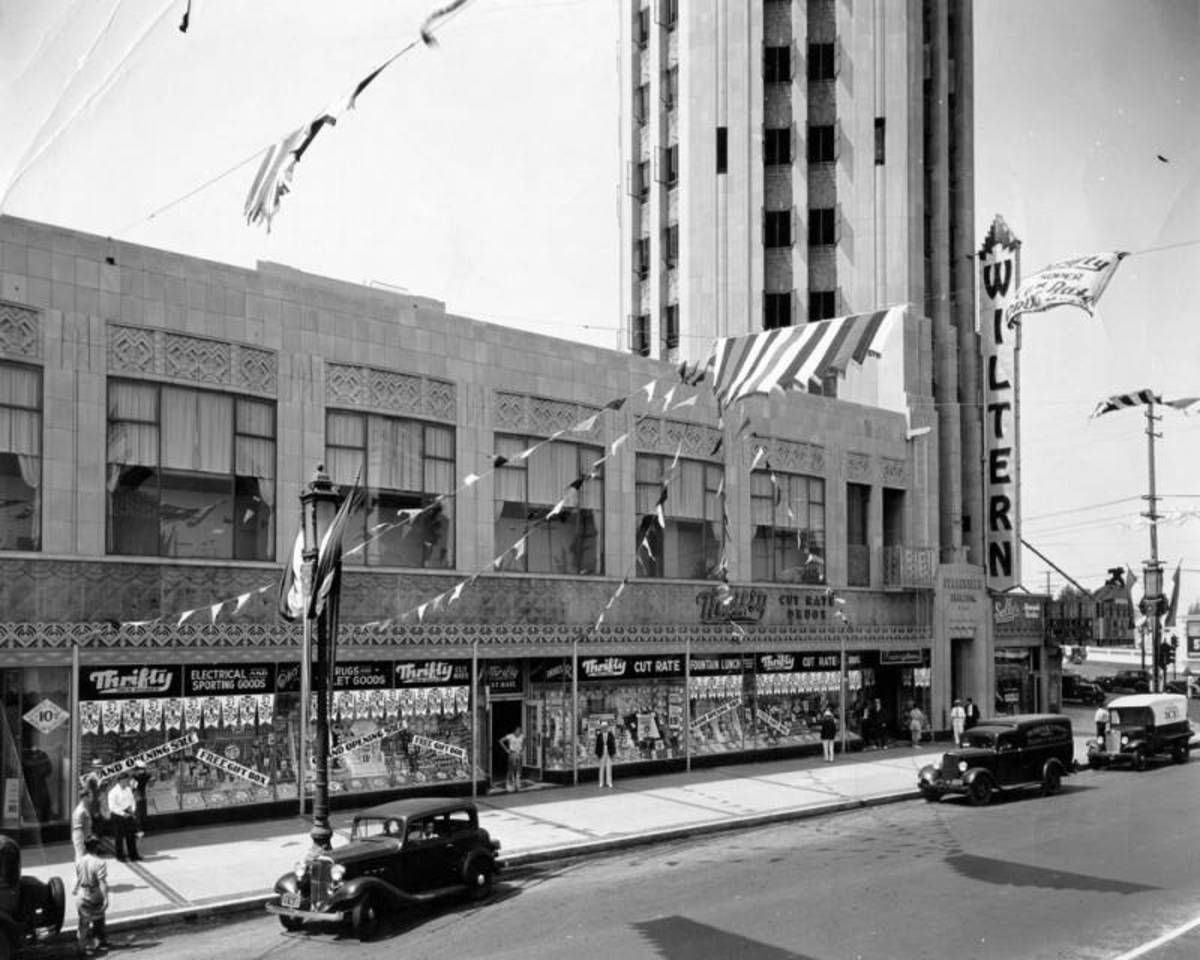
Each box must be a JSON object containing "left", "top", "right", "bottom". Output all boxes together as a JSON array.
[
  {"left": 1142, "top": 560, "right": 1163, "bottom": 694},
  {"left": 300, "top": 466, "right": 341, "bottom": 855}
]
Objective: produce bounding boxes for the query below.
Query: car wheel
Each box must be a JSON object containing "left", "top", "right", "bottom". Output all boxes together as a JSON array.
[
  {"left": 279, "top": 915, "right": 304, "bottom": 933},
  {"left": 465, "top": 857, "right": 495, "bottom": 901},
  {"left": 44, "top": 875, "right": 65, "bottom": 935},
  {"left": 1133, "top": 749, "right": 1148, "bottom": 772},
  {"left": 919, "top": 785, "right": 939, "bottom": 803},
  {"left": 352, "top": 895, "right": 380, "bottom": 941},
  {"left": 967, "top": 777, "right": 993, "bottom": 807},
  {"left": 1041, "top": 765, "right": 1062, "bottom": 796}
]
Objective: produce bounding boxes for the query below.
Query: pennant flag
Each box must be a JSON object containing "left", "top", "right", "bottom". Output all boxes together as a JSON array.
[
  {"left": 654, "top": 487, "right": 669, "bottom": 528},
  {"left": 1165, "top": 561, "right": 1181, "bottom": 626},
  {"left": 710, "top": 306, "right": 903, "bottom": 407},
  {"left": 277, "top": 531, "right": 306, "bottom": 621},
  {"left": 604, "top": 396, "right": 627, "bottom": 412},
  {"left": 210, "top": 602, "right": 224, "bottom": 624},
  {"left": 610, "top": 434, "right": 628, "bottom": 456},
  {"left": 309, "top": 475, "right": 364, "bottom": 620},
  {"left": 569, "top": 473, "right": 589, "bottom": 491},
  {"left": 416, "top": 604, "right": 428, "bottom": 623},
  {"left": 493, "top": 455, "right": 509, "bottom": 469},
  {"left": 546, "top": 498, "right": 568, "bottom": 520},
  {"left": 179, "top": 0, "right": 192, "bottom": 32},
  {"left": 1164, "top": 396, "right": 1200, "bottom": 415},
  {"left": 672, "top": 394, "right": 699, "bottom": 410},
  {"left": 1006, "top": 251, "right": 1126, "bottom": 326},
  {"left": 660, "top": 385, "right": 677, "bottom": 409},
  {"left": 678, "top": 358, "right": 710, "bottom": 387},
  {"left": 244, "top": 127, "right": 307, "bottom": 232},
  {"left": 421, "top": 0, "right": 472, "bottom": 45},
  {"left": 641, "top": 380, "right": 658, "bottom": 403},
  {"left": 572, "top": 414, "right": 599, "bottom": 433},
  {"left": 513, "top": 536, "right": 527, "bottom": 560},
  {"left": 710, "top": 436, "right": 723, "bottom": 457},
  {"left": 1091, "top": 388, "right": 1161, "bottom": 419},
  {"left": 463, "top": 473, "right": 481, "bottom": 487},
  {"left": 448, "top": 582, "right": 465, "bottom": 604},
  {"left": 670, "top": 440, "right": 683, "bottom": 470},
  {"left": 178, "top": 609, "right": 194, "bottom": 627},
  {"left": 749, "top": 446, "right": 767, "bottom": 471},
  {"left": 640, "top": 534, "right": 656, "bottom": 561},
  {"left": 234, "top": 592, "right": 252, "bottom": 614}
]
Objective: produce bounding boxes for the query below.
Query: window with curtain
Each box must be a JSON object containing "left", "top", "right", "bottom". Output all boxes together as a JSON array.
[
  {"left": 635, "top": 453, "right": 723, "bottom": 579},
  {"left": 326, "top": 410, "right": 455, "bottom": 568},
  {"left": 106, "top": 379, "right": 276, "bottom": 559},
  {"left": 494, "top": 435, "right": 603, "bottom": 575},
  {"left": 0, "top": 360, "right": 42, "bottom": 551},
  {"left": 750, "top": 469, "right": 826, "bottom": 584}
]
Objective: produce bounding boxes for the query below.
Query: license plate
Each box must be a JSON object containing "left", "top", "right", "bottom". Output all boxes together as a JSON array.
[{"left": 280, "top": 892, "right": 303, "bottom": 909}]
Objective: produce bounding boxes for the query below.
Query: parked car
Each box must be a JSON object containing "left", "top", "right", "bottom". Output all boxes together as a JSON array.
[
  {"left": 265, "top": 797, "right": 502, "bottom": 940},
  {"left": 1061, "top": 673, "right": 1105, "bottom": 705},
  {"left": 1087, "top": 693, "right": 1191, "bottom": 770},
  {"left": 1163, "top": 678, "right": 1200, "bottom": 699},
  {"left": 917, "top": 714, "right": 1075, "bottom": 806},
  {"left": 0, "top": 834, "right": 65, "bottom": 960},
  {"left": 1107, "top": 669, "right": 1151, "bottom": 694}
]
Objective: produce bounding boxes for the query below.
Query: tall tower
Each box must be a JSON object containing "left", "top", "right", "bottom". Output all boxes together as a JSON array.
[{"left": 618, "top": 0, "right": 975, "bottom": 562}]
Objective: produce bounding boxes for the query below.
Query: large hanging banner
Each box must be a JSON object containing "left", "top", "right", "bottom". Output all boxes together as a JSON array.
[{"left": 978, "top": 216, "right": 1021, "bottom": 591}]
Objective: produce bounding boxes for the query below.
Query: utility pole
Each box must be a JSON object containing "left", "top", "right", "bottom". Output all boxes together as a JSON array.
[{"left": 1142, "top": 401, "right": 1164, "bottom": 694}]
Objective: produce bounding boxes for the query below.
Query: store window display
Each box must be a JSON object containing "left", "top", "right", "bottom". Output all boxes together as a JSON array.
[{"left": 2, "top": 666, "right": 71, "bottom": 831}]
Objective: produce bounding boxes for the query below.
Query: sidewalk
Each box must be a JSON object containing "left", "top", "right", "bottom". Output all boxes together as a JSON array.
[{"left": 16, "top": 736, "right": 1092, "bottom": 937}]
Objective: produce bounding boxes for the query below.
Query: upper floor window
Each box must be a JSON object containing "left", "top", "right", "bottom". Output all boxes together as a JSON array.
[
  {"left": 635, "top": 236, "right": 651, "bottom": 280},
  {"left": 751, "top": 470, "right": 825, "bottom": 583},
  {"left": 809, "top": 207, "right": 836, "bottom": 246},
  {"left": 326, "top": 411, "right": 454, "bottom": 568},
  {"left": 662, "top": 66, "right": 679, "bottom": 109},
  {"left": 807, "top": 42, "right": 836, "bottom": 81},
  {"left": 875, "top": 117, "right": 886, "bottom": 165},
  {"left": 636, "top": 454, "right": 723, "bottom": 580},
  {"left": 764, "top": 45, "right": 791, "bottom": 83},
  {"left": 107, "top": 379, "right": 275, "bottom": 560},
  {"left": 634, "top": 82, "right": 650, "bottom": 124},
  {"left": 636, "top": 7, "right": 650, "bottom": 47},
  {"left": 764, "top": 127, "right": 791, "bottom": 166},
  {"left": 662, "top": 303, "right": 679, "bottom": 349},
  {"left": 663, "top": 224, "right": 679, "bottom": 267},
  {"left": 764, "top": 209, "right": 792, "bottom": 248},
  {"left": 0, "top": 360, "right": 41, "bottom": 551},
  {"left": 716, "top": 126, "right": 728, "bottom": 174},
  {"left": 495, "top": 436, "right": 604, "bottom": 575},
  {"left": 664, "top": 143, "right": 679, "bottom": 186},
  {"left": 763, "top": 292, "right": 791, "bottom": 330},
  {"left": 808, "top": 124, "right": 836, "bottom": 164},
  {"left": 631, "top": 314, "right": 651, "bottom": 356},
  {"left": 809, "top": 289, "right": 837, "bottom": 321},
  {"left": 659, "top": 0, "right": 678, "bottom": 29},
  {"left": 637, "top": 159, "right": 650, "bottom": 200}
]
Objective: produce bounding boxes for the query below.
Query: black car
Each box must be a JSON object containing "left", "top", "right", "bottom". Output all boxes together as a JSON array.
[
  {"left": 1061, "top": 673, "right": 1105, "bottom": 705},
  {"left": 266, "top": 797, "right": 502, "bottom": 939},
  {"left": 0, "top": 835, "right": 65, "bottom": 960},
  {"left": 917, "top": 714, "right": 1075, "bottom": 806},
  {"left": 1105, "top": 669, "right": 1151, "bottom": 694}
]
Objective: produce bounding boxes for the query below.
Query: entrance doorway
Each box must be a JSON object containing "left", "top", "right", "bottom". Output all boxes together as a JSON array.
[{"left": 489, "top": 700, "right": 523, "bottom": 788}]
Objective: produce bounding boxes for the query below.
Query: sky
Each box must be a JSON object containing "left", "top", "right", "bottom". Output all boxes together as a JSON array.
[{"left": 1, "top": 0, "right": 1197, "bottom": 616}]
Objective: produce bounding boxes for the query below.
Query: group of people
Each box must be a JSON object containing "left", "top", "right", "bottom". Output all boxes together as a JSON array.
[
  {"left": 68, "top": 761, "right": 152, "bottom": 956},
  {"left": 949, "top": 697, "right": 982, "bottom": 746}
]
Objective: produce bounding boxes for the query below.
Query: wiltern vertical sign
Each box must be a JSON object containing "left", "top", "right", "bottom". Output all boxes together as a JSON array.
[{"left": 978, "top": 216, "right": 1021, "bottom": 591}]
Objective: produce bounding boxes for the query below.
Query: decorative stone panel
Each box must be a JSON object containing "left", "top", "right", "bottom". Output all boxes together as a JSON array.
[
  {"left": 492, "top": 392, "right": 602, "bottom": 442},
  {"left": 108, "top": 324, "right": 277, "bottom": 397},
  {"left": 636, "top": 417, "right": 722, "bottom": 460},
  {"left": 0, "top": 301, "right": 41, "bottom": 359},
  {"left": 326, "top": 363, "right": 456, "bottom": 423},
  {"left": 846, "top": 451, "right": 872, "bottom": 481},
  {"left": 881, "top": 457, "right": 907, "bottom": 487},
  {"left": 752, "top": 437, "right": 825, "bottom": 475}
]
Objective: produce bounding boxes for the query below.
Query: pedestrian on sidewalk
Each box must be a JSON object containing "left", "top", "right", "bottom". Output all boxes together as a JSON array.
[
  {"left": 1094, "top": 701, "right": 1110, "bottom": 740},
  {"left": 73, "top": 834, "right": 110, "bottom": 956},
  {"left": 950, "top": 699, "right": 966, "bottom": 747},
  {"left": 70, "top": 780, "right": 98, "bottom": 861},
  {"left": 106, "top": 772, "right": 140, "bottom": 861},
  {"left": 873, "top": 698, "right": 889, "bottom": 749},
  {"left": 499, "top": 726, "right": 525, "bottom": 793},
  {"left": 131, "top": 760, "right": 151, "bottom": 848},
  {"left": 859, "top": 700, "right": 876, "bottom": 749},
  {"left": 964, "top": 698, "right": 980, "bottom": 729},
  {"left": 908, "top": 703, "right": 926, "bottom": 747},
  {"left": 595, "top": 721, "right": 616, "bottom": 788},
  {"left": 819, "top": 708, "right": 838, "bottom": 762}
]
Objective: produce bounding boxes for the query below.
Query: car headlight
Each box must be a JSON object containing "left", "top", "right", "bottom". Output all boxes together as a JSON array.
[
  {"left": 957, "top": 760, "right": 968, "bottom": 773},
  {"left": 1120, "top": 735, "right": 1129, "bottom": 746},
  {"left": 293, "top": 861, "right": 308, "bottom": 880},
  {"left": 330, "top": 864, "right": 345, "bottom": 883}
]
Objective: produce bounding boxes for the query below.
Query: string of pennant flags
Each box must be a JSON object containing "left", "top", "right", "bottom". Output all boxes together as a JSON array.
[{"left": 114, "top": 360, "right": 712, "bottom": 633}]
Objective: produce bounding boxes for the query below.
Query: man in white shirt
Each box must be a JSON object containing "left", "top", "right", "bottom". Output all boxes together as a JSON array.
[{"left": 106, "top": 773, "right": 140, "bottom": 861}]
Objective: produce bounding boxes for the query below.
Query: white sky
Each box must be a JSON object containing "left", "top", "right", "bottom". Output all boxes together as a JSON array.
[{"left": 1, "top": 0, "right": 1197, "bottom": 612}]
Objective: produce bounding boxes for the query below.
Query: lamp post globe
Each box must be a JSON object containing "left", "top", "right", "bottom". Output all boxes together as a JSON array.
[{"left": 300, "top": 464, "right": 342, "bottom": 855}]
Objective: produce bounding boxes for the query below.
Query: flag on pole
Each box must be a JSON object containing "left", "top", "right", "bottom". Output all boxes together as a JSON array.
[
  {"left": 1005, "top": 251, "right": 1126, "bottom": 326},
  {"left": 309, "top": 477, "right": 364, "bottom": 620},
  {"left": 1165, "top": 561, "right": 1181, "bottom": 626},
  {"left": 277, "top": 531, "right": 306, "bottom": 621},
  {"left": 1090, "top": 388, "right": 1161, "bottom": 419},
  {"left": 420, "top": 0, "right": 473, "bottom": 45}
]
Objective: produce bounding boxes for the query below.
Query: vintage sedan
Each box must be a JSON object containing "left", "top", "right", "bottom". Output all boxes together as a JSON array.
[
  {"left": 1087, "top": 693, "right": 1191, "bottom": 770},
  {"left": 265, "top": 797, "right": 502, "bottom": 939},
  {"left": 1061, "top": 673, "right": 1105, "bottom": 705},
  {"left": 0, "top": 835, "right": 65, "bottom": 960},
  {"left": 918, "top": 714, "right": 1075, "bottom": 806}
]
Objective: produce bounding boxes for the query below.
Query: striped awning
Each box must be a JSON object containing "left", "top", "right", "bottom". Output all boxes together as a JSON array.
[{"left": 709, "top": 305, "right": 907, "bottom": 408}]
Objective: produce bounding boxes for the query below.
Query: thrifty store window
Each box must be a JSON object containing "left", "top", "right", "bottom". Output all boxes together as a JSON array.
[
  {"left": 106, "top": 379, "right": 276, "bottom": 560},
  {"left": 326, "top": 411, "right": 455, "bottom": 568}
]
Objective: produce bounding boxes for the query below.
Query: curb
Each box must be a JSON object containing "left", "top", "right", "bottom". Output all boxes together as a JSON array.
[{"left": 94, "top": 788, "right": 920, "bottom": 935}]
